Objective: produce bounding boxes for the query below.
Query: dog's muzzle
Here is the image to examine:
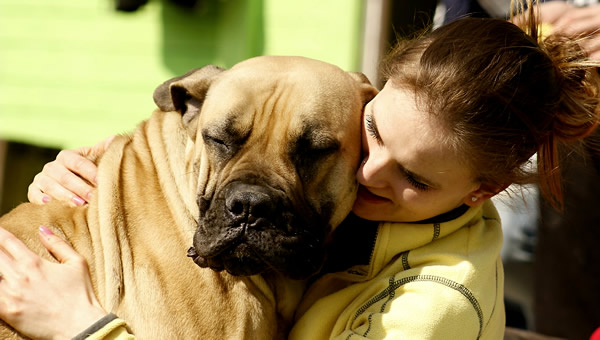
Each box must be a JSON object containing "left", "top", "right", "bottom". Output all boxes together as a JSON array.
[{"left": 187, "top": 180, "right": 329, "bottom": 280}]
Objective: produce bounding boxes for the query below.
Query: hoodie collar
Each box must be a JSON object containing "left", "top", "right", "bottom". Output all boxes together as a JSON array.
[{"left": 322, "top": 204, "right": 482, "bottom": 276}]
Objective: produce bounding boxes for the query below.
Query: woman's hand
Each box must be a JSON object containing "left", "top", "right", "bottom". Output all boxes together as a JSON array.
[
  {"left": 0, "top": 226, "right": 106, "bottom": 340},
  {"left": 27, "top": 136, "right": 114, "bottom": 206}
]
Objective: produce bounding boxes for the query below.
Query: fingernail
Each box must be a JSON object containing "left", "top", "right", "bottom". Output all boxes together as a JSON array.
[
  {"left": 72, "top": 196, "right": 85, "bottom": 206},
  {"left": 42, "top": 196, "right": 51, "bottom": 203},
  {"left": 39, "top": 225, "right": 54, "bottom": 236}
]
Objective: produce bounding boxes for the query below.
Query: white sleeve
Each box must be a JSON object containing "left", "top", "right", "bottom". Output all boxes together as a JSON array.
[{"left": 476, "top": 0, "right": 512, "bottom": 18}]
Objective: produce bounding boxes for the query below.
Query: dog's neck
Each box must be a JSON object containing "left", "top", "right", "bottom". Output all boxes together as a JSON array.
[
  {"left": 143, "top": 110, "right": 200, "bottom": 222},
  {"left": 90, "top": 111, "right": 201, "bottom": 309},
  {"left": 254, "top": 271, "right": 308, "bottom": 334}
]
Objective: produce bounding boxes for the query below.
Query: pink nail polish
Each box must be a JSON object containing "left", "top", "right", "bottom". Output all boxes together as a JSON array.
[
  {"left": 42, "top": 196, "right": 51, "bottom": 203},
  {"left": 39, "top": 225, "right": 54, "bottom": 236},
  {"left": 72, "top": 196, "right": 85, "bottom": 206}
]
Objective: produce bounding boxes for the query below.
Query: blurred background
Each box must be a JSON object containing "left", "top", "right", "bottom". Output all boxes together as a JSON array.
[{"left": 3, "top": 1, "right": 599, "bottom": 339}]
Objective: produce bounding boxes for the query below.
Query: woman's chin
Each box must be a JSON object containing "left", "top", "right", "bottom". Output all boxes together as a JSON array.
[
  {"left": 351, "top": 207, "right": 381, "bottom": 221},
  {"left": 352, "top": 197, "right": 390, "bottom": 221}
]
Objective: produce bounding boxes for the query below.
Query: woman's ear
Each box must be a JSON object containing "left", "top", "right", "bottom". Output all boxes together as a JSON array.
[{"left": 463, "top": 183, "right": 508, "bottom": 207}]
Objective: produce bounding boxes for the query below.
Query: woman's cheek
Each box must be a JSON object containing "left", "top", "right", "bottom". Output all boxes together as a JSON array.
[
  {"left": 397, "top": 183, "right": 421, "bottom": 202},
  {"left": 402, "top": 191, "right": 419, "bottom": 203}
]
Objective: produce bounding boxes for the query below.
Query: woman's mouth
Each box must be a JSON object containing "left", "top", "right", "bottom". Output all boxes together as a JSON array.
[{"left": 357, "top": 185, "right": 390, "bottom": 204}]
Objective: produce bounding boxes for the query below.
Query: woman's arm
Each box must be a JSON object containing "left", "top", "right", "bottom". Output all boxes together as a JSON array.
[
  {"left": 11, "top": 135, "right": 139, "bottom": 339},
  {"left": 28, "top": 136, "right": 114, "bottom": 206}
]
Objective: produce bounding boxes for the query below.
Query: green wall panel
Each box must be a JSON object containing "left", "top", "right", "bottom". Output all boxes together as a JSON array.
[{"left": 0, "top": 0, "right": 364, "bottom": 149}]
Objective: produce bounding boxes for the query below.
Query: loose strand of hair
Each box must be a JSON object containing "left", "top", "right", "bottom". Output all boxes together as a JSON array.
[
  {"left": 537, "top": 134, "right": 563, "bottom": 210},
  {"left": 509, "top": 0, "right": 541, "bottom": 42}
]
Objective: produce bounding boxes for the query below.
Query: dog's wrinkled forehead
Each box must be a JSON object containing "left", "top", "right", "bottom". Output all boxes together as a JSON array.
[{"left": 198, "top": 57, "right": 359, "bottom": 143}]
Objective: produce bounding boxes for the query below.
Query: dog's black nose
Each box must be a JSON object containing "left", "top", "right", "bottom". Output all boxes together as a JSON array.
[{"left": 226, "top": 184, "right": 275, "bottom": 222}]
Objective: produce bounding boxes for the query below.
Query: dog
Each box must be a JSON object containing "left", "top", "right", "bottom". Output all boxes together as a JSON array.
[{"left": 0, "top": 56, "right": 377, "bottom": 339}]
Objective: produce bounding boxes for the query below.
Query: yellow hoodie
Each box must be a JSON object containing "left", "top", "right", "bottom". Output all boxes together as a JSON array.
[{"left": 289, "top": 200, "right": 505, "bottom": 339}]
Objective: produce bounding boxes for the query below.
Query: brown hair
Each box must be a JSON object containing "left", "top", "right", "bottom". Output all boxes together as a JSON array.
[{"left": 380, "top": 0, "right": 600, "bottom": 210}]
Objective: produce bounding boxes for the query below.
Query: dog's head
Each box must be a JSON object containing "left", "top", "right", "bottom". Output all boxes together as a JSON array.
[{"left": 153, "top": 56, "right": 377, "bottom": 279}]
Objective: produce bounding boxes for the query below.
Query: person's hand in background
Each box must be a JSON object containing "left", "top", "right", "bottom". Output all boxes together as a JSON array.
[{"left": 539, "top": 2, "right": 600, "bottom": 60}]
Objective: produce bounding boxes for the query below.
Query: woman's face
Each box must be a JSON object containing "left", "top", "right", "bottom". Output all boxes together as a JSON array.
[{"left": 352, "top": 83, "right": 485, "bottom": 223}]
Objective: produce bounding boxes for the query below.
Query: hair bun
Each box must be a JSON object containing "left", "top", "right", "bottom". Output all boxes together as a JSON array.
[
  {"left": 541, "top": 32, "right": 600, "bottom": 141},
  {"left": 509, "top": 0, "right": 600, "bottom": 209}
]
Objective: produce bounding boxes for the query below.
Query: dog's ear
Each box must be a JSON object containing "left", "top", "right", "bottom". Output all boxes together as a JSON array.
[
  {"left": 347, "top": 72, "right": 379, "bottom": 105},
  {"left": 153, "top": 65, "right": 225, "bottom": 127}
]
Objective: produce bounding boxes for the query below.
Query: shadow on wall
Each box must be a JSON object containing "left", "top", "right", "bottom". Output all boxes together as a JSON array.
[
  {"left": 116, "top": 0, "right": 265, "bottom": 72},
  {"left": 0, "top": 142, "right": 60, "bottom": 215},
  {"left": 159, "top": 0, "right": 265, "bottom": 73}
]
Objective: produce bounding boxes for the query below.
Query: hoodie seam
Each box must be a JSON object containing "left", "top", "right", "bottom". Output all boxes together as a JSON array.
[{"left": 354, "top": 274, "right": 484, "bottom": 339}]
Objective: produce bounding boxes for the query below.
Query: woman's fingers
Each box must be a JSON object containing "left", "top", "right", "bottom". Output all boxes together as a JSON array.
[
  {"left": 38, "top": 226, "right": 82, "bottom": 265},
  {"left": 28, "top": 159, "right": 91, "bottom": 206},
  {"left": 27, "top": 136, "right": 114, "bottom": 206},
  {"left": 0, "top": 226, "right": 107, "bottom": 340},
  {"left": 0, "top": 226, "right": 36, "bottom": 262},
  {"left": 28, "top": 149, "right": 99, "bottom": 206},
  {"left": 0, "top": 227, "right": 41, "bottom": 292},
  {"left": 56, "top": 149, "right": 99, "bottom": 186},
  {"left": 0, "top": 242, "right": 21, "bottom": 280},
  {"left": 26, "top": 181, "right": 50, "bottom": 205}
]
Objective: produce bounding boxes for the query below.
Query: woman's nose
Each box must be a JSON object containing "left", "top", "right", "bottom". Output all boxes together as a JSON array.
[{"left": 358, "top": 153, "right": 388, "bottom": 186}]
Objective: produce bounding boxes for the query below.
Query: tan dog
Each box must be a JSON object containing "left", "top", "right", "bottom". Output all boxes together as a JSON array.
[{"left": 0, "top": 56, "right": 376, "bottom": 339}]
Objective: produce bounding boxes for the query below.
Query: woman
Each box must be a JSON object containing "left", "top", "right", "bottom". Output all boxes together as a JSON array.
[{"left": 2, "top": 2, "right": 599, "bottom": 338}]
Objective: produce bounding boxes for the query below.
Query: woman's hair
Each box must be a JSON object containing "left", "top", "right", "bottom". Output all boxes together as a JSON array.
[{"left": 380, "top": 0, "right": 600, "bottom": 210}]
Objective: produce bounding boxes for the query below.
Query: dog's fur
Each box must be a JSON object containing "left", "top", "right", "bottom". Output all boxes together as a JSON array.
[{"left": 0, "top": 56, "right": 376, "bottom": 339}]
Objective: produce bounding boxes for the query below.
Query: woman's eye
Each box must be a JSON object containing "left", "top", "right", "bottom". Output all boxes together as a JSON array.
[
  {"left": 405, "top": 173, "right": 429, "bottom": 191},
  {"left": 365, "top": 114, "right": 383, "bottom": 145}
]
